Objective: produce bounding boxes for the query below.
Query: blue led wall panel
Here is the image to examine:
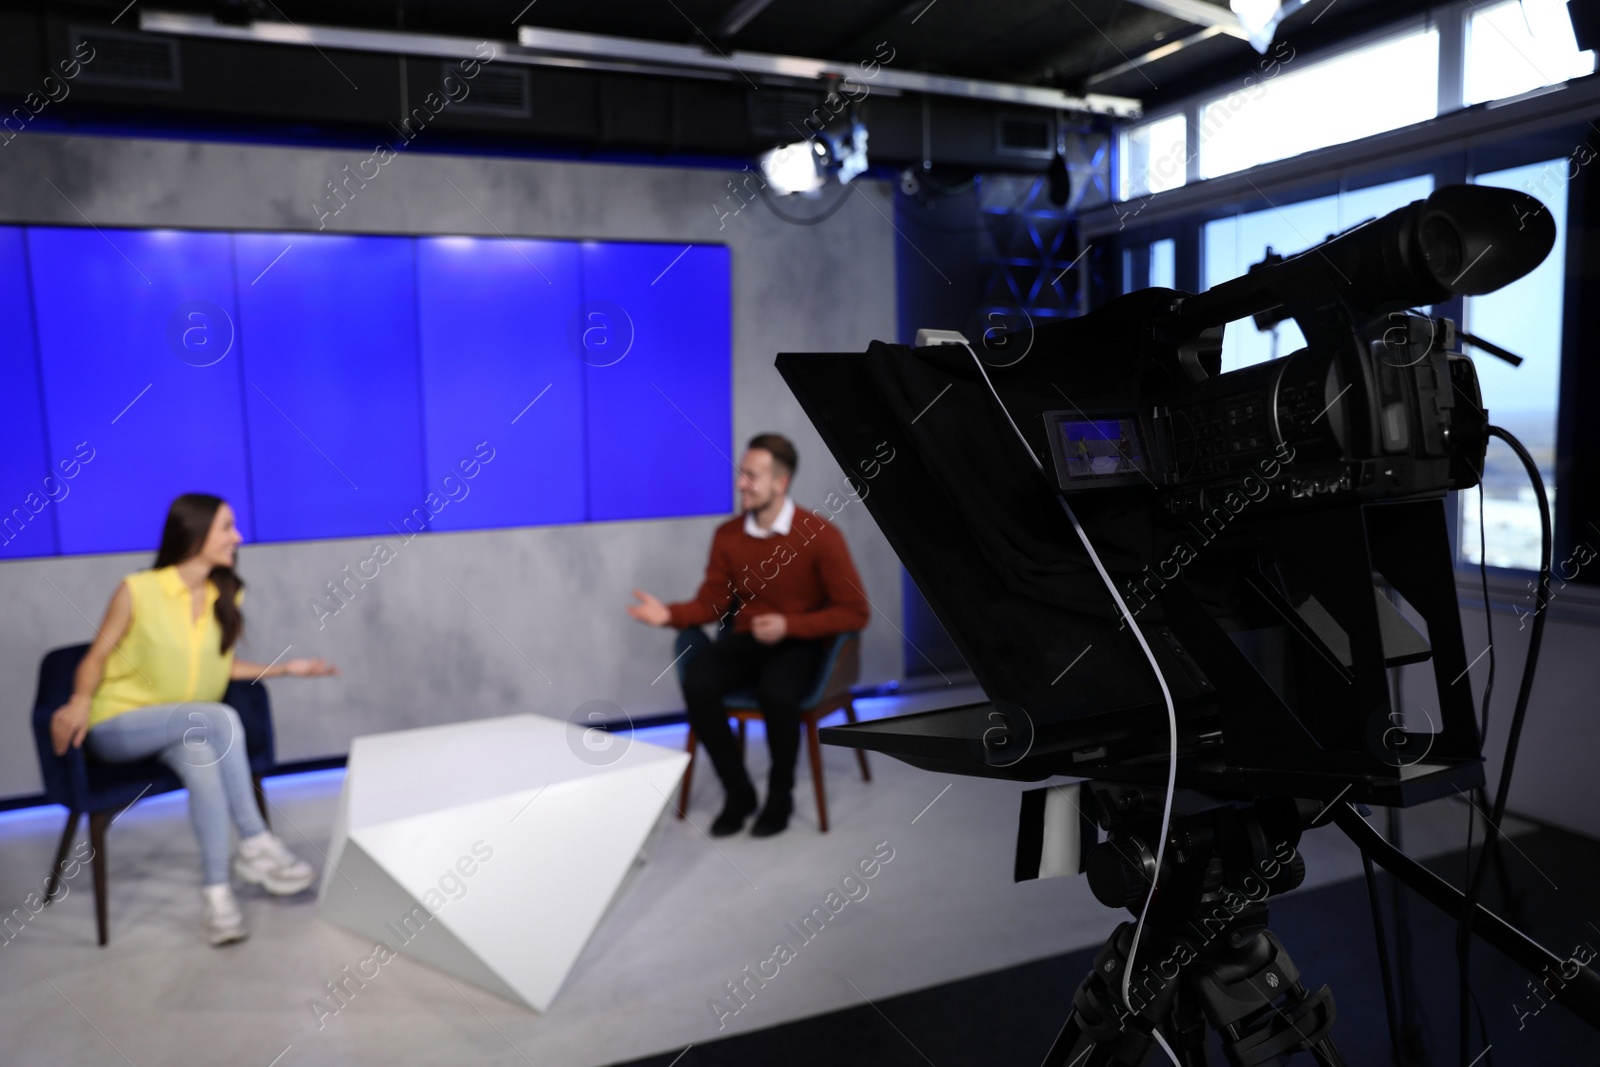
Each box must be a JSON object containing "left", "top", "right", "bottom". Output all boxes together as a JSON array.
[
  {"left": 234, "top": 233, "right": 427, "bottom": 542},
  {"left": 0, "top": 227, "right": 729, "bottom": 559},
  {"left": 27, "top": 227, "right": 254, "bottom": 555},
  {"left": 0, "top": 228, "right": 59, "bottom": 560},
  {"left": 415, "top": 237, "right": 586, "bottom": 531},
  {"left": 581, "top": 243, "right": 732, "bottom": 522}
]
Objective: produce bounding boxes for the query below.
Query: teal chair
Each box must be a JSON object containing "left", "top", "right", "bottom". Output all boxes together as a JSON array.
[{"left": 673, "top": 628, "right": 870, "bottom": 833}]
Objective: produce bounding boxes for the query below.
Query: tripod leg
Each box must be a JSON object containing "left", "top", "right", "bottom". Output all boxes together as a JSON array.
[
  {"left": 1161, "top": 1026, "right": 1210, "bottom": 1067},
  {"left": 1309, "top": 1036, "right": 1348, "bottom": 1067},
  {"left": 1163, "top": 983, "right": 1212, "bottom": 1067},
  {"left": 1042, "top": 1016, "right": 1136, "bottom": 1067},
  {"left": 1361, "top": 851, "right": 1405, "bottom": 1066},
  {"left": 1041, "top": 1014, "right": 1088, "bottom": 1067}
]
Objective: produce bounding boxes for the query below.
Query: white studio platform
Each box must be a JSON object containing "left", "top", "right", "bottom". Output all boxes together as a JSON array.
[{"left": 316, "top": 713, "right": 689, "bottom": 1012}]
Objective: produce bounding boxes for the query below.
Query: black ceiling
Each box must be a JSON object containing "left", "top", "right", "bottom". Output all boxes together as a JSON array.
[{"left": 160, "top": 0, "right": 1434, "bottom": 109}]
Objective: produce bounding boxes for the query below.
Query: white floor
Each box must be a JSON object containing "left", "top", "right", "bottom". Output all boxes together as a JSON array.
[{"left": 0, "top": 687, "right": 1529, "bottom": 1067}]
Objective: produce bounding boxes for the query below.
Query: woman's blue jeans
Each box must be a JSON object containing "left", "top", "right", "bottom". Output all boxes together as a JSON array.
[{"left": 88, "top": 702, "right": 267, "bottom": 885}]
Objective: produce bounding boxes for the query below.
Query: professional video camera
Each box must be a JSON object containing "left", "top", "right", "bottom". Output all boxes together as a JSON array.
[{"left": 777, "top": 185, "right": 1600, "bottom": 1064}]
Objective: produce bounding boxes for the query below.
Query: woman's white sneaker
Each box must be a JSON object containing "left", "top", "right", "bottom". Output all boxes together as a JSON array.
[
  {"left": 201, "top": 883, "right": 248, "bottom": 946},
  {"left": 234, "top": 831, "right": 316, "bottom": 895}
]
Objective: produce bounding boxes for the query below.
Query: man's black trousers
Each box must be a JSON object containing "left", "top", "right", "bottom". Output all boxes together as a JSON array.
[{"left": 682, "top": 632, "right": 828, "bottom": 800}]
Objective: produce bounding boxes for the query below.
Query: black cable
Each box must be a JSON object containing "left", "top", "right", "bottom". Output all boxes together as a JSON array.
[
  {"left": 1386, "top": 805, "right": 1431, "bottom": 1064},
  {"left": 1456, "top": 425, "right": 1552, "bottom": 1067},
  {"left": 1477, "top": 471, "right": 1496, "bottom": 747},
  {"left": 1363, "top": 851, "right": 1406, "bottom": 1065},
  {"left": 756, "top": 180, "right": 854, "bottom": 226},
  {"left": 1465, "top": 470, "right": 1502, "bottom": 1067},
  {"left": 1384, "top": 649, "right": 1430, "bottom": 1064},
  {"left": 1472, "top": 461, "right": 1523, "bottom": 933}
]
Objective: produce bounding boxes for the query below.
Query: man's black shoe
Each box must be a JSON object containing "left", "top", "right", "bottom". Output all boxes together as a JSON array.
[
  {"left": 710, "top": 784, "right": 758, "bottom": 837},
  {"left": 750, "top": 793, "right": 792, "bottom": 838}
]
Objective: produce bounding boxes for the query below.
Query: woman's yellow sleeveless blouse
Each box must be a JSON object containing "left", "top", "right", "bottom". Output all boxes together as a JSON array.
[{"left": 89, "top": 567, "right": 240, "bottom": 727}]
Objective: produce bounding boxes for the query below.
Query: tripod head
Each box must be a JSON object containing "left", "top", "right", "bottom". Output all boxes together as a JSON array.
[{"left": 1082, "top": 787, "right": 1309, "bottom": 929}]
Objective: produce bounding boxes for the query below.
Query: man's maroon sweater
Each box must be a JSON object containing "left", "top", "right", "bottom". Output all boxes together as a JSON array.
[{"left": 666, "top": 506, "right": 871, "bottom": 639}]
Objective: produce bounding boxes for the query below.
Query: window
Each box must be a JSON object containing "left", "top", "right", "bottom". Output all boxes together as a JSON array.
[
  {"left": 1119, "top": 113, "right": 1187, "bottom": 200},
  {"left": 1122, "top": 237, "right": 1177, "bottom": 294},
  {"left": 1198, "top": 29, "right": 1439, "bottom": 180},
  {"left": 1200, "top": 175, "right": 1435, "bottom": 373},
  {"left": 1457, "top": 158, "right": 1569, "bottom": 569},
  {"left": 1464, "top": 0, "right": 1596, "bottom": 106},
  {"left": 1149, "top": 239, "right": 1175, "bottom": 289}
]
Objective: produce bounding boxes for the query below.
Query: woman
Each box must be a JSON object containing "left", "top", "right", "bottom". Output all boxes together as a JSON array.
[{"left": 50, "top": 493, "right": 338, "bottom": 946}]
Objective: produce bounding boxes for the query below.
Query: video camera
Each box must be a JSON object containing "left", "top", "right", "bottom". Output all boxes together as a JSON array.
[
  {"left": 777, "top": 183, "right": 1600, "bottom": 1062},
  {"left": 777, "top": 184, "right": 1554, "bottom": 805}
]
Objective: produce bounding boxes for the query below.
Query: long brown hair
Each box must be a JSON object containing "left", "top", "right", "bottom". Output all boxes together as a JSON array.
[{"left": 154, "top": 493, "right": 244, "bottom": 654}]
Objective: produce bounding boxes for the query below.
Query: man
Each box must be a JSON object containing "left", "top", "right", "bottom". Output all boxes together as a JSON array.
[{"left": 627, "top": 433, "right": 870, "bottom": 837}]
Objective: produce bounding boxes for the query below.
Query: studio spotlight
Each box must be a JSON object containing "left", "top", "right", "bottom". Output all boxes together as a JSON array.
[
  {"left": 758, "top": 140, "right": 826, "bottom": 196},
  {"left": 757, "top": 116, "right": 870, "bottom": 195}
]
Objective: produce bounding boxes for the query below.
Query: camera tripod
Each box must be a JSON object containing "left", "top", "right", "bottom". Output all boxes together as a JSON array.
[
  {"left": 1043, "top": 910, "right": 1343, "bottom": 1066},
  {"left": 1040, "top": 791, "right": 1345, "bottom": 1066}
]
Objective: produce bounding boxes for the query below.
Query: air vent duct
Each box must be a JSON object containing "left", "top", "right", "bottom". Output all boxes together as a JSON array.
[
  {"left": 70, "top": 27, "right": 182, "bottom": 90},
  {"left": 996, "top": 113, "right": 1054, "bottom": 158},
  {"left": 747, "top": 89, "right": 829, "bottom": 146},
  {"left": 445, "top": 63, "right": 530, "bottom": 117}
]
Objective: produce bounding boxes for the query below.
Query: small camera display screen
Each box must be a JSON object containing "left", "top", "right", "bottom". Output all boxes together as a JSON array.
[{"left": 1056, "top": 418, "right": 1151, "bottom": 480}]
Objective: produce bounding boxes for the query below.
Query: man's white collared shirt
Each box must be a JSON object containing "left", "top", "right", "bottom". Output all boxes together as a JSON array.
[{"left": 744, "top": 497, "right": 795, "bottom": 539}]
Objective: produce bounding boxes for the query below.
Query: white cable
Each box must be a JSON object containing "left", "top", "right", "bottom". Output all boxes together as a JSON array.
[{"left": 960, "top": 344, "right": 1181, "bottom": 1048}]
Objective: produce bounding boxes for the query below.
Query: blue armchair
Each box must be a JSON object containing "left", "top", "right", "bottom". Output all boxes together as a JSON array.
[
  {"left": 30, "top": 643, "right": 276, "bottom": 946},
  {"left": 673, "top": 628, "right": 870, "bottom": 832}
]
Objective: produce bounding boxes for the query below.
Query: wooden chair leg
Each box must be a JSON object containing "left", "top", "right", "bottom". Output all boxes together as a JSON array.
[
  {"left": 806, "top": 719, "right": 829, "bottom": 833},
  {"left": 252, "top": 773, "right": 271, "bottom": 829},
  {"left": 88, "top": 809, "right": 111, "bottom": 947},
  {"left": 677, "top": 727, "right": 696, "bottom": 820},
  {"left": 843, "top": 700, "right": 871, "bottom": 782},
  {"left": 44, "top": 810, "right": 82, "bottom": 905}
]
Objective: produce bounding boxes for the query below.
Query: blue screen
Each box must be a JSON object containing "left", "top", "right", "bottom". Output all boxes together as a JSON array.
[
  {"left": 0, "top": 228, "right": 58, "bottom": 560},
  {"left": 582, "top": 242, "right": 732, "bottom": 522},
  {"left": 28, "top": 227, "right": 254, "bottom": 555},
  {"left": 0, "top": 226, "right": 729, "bottom": 558},
  {"left": 235, "top": 233, "right": 427, "bottom": 542},
  {"left": 415, "top": 236, "right": 587, "bottom": 531}
]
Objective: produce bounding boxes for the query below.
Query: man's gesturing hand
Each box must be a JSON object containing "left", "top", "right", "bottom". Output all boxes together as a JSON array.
[
  {"left": 628, "top": 589, "right": 672, "bottom": 627},
  {"left": 751, "top": 613, "right": 788, "bottom": 644}
]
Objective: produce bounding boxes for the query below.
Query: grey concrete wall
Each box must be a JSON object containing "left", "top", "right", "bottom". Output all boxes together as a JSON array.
[{"left": 0, "top": 132, "right": 901, "bottom": 800}]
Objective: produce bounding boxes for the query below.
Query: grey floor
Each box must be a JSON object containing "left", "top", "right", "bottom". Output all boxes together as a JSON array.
[{"left": 0, "top": 688, "right": 1525, "bottom": 1067}]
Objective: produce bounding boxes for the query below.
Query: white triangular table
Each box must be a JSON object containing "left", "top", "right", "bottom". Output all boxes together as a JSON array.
[{"left": 317, "top": 714, "right": 688, "bottom": 1011}]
